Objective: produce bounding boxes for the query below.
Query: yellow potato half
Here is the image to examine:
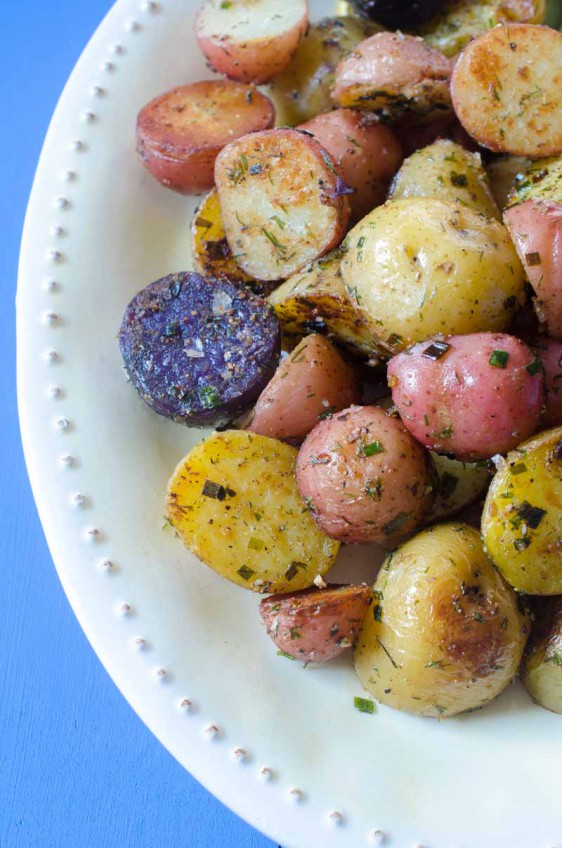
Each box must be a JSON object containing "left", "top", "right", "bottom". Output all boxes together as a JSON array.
[
  {"left": 482, "top": 427, "right": 562, "bottom": 595},
  {"left": 354, "top": 523, "right": 529, "bottom": 717},
  {"left": 340, "top": 198, "right": 525, "bottom": 353},
  {"left": 167, "top": 430, "right": 339, "bottom": 593}
]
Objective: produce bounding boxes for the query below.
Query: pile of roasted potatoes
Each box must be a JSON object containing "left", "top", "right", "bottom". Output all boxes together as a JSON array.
[{"left": 120, "top": 0, "right": 562, "bottom": 718}]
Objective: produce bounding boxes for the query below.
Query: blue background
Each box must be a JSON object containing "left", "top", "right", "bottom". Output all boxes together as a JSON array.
[{"left": 0, "top": 3, "right": 277, "bottom": 846}]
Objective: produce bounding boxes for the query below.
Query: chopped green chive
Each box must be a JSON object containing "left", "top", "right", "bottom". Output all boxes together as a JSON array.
[
  {"left": 363, "top": 441, "right": 384, "bottom": 457},
  {"left": 489, "top": 350, "right": 509, "bottom": 368},
  {"left": 237, "top": 565, "right": 255, "bottom": 581},
  {"left": 526, "top": 358, "right": 543, "bottom": 376},
  {"left": 248, "top": 537, "right": 264, "bottom": 551},
  {"left": 354, "top": 697, "right": 375, "bottom": 714}
]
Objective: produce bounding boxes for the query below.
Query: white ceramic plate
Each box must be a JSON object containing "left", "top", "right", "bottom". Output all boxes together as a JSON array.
[{"left": 17, "top": 2, "right": 562, "bottom": 847}]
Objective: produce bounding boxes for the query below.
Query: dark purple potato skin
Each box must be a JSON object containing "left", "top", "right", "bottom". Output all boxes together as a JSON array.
[
  {"left": 349, "top": 0, "right": 444, "bottom": 27},
  {"left": 119, "top": 272, "right": 281, "bottom": 426}
]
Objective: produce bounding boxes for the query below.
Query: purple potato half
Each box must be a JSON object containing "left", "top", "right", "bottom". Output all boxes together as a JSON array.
[{"left": 119, "top": 272, "right": 281, "bottom": 426}]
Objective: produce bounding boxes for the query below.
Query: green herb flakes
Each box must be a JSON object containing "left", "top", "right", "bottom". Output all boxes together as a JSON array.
[
  {"left": 489, "top": 350, "right": 509, "bottom": 368},
  {"left": 248, "top": 537, "right": 264, "bottom": 551},
  {"left": 354, "top": 697, "right": 375, "bottom": 714},
  {"left": 237, "top": 565, "right": 255, "bottom": 581},
  {"left": 363, "top": 441, "right": 384, "bottom": 457}
]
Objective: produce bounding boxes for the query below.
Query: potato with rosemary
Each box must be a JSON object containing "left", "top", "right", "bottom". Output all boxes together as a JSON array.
[
  {"left": 332, "top": 31, "right": 453, "bottom": 124},
  {"left": 268, "top": 249, "right": 383, "bottom": 360},
  {"left": 416, "top": 0, "right": 545, "bottom": 57},
  {"left": 353, "top": 523, "right": 530, "bottom": 718},
  {"left": 270, "top": 16, "right": 381, "bottom": 126},
  {"left": 482, "top": 426, "right": 562, "bottom": 595},
  {"left": 521, "top": 596, "right": 562, "bottom": 714},
  {"left": 167, "top": 431, "right": 339, "bottom": 593},
  {"left": 451, "top": 24, "right": 562, "bottom": 158},
  {"left": 388, "top": 139, "right": 500, "bottom": 220},
  {"left": 215, "top": 128, "right": 350, "bottom": 281},
  {"left": 340, "top": 197, "right": 526, "bottom": 354}
]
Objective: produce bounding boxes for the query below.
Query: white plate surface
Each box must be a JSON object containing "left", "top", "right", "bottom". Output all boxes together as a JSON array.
[{"left": 17, "top": 2, "right": 562, "bottom": 847}]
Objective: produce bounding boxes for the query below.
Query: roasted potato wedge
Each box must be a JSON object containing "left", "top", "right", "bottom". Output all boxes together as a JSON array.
[
  {"left": 248, "top": 334, "right": 361, "bottom": 441},
  {"left": 340, "top": 198, "right": 526, "bottom": 353},
  {"left": 195, "top": 0, "right": 308, "bottom": 84},
  {"left": 389, "top": 139, "right": 501, "bottom": 219},
  {"left": 268, "top": 250, "right": 384, "bottom": 360},
  {"left": 333, "top": 31, "right": 453, "bottom": 124},
  {"left": 354, "top": 523, "right": 530, "bottom": 718},
  {"left": 191, "top": 189, "right": 276, "bottom": 297},
  {"left": 270, "top": 16, "right": 381, "bottom": 126},
  {"left": 451, "top": 24, "right": 562, "bottom": 157},
  {"left": 215, "top": 129, "right": 350, "bottom": 281},
  {"left": 167, "top": 431, "right": 339, "bottom": 593},
  {"left": 136, "top": 81, "right": 275, "bottom": 195},
  {"left": 482, "top": 426, "right": 562, "bottom": 595},
  {"left": 260, "top": 583, "right": 373, "bottom": 662},
  {"left": 521, "top": 596, "right": 562, "bottom": 714}
]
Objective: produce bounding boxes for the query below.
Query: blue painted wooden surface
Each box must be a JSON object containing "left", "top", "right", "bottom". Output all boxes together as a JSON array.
[{"left": 0, "top": 3, "right": 277, "bottom": 846}]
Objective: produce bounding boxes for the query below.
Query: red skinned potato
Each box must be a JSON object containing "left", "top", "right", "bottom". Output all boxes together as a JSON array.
[
  {"left": 248, "top": 335, "right": 361, "bottom": 442},
  {"left": 532, "top": 336, "right": 562, "bottom": 427},
  {"left": 260, "top": 583, "right": 372, "bottom": 662},
  {"left": 136, "top": 81, "right": 275, "bottom": 195},
  {"left": 215, "top": 128, "right": 350, "bottom": 281},
  {"left": 299, "top": 110, "right": 403, "bottom": 221},
  {"left": 388, "top": 332, "right": 544, "bottom": 461},
  {"left": 195, "top": 0, "right": 308, "bottom": 84},
  {"left": 332, "top": 31, "right": 453, "bottom": 125},
  {"left": 504, "top": 200, "right": 562, "bottom": 339},
  {"left": 296, "top": 405, "right": 437, "bottom": 545}
]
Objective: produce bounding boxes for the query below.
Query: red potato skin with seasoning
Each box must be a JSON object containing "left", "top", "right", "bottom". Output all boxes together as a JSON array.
[
  {"left": 136, "top": 81, "right": 275, "bottom": 195},
  {"left": 259, "top": 583, "right": 372, "bottom": 662},
  {"left": 388, "top": 332, "right": 544, "bottom": 461},
  {"left": 532, "top": 336, "right": 562, "bottom": 427},
  {"left": 247, "top": 334, "right": 361, "bottom": 442},
  {"left": 503, "top": 200, "right": 562, "bottom": 340},
  {"left": 298, "top": 110, "right": 403, "bottom": 221},
  {"left": 296, "top": 405, "right": 437, "bottom": 544}
]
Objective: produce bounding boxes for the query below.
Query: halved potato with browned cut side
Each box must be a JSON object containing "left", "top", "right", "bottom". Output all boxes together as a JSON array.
[
  {"left": 215, "top": 129, "right": 350, "bottom": 282},
  {"left": 521, "top": 597, "right": 562, "bottom": 714},
  {"left": 451, "top": 24, "right": 562, "bottom": 158},
  {"left": 167, "top": 431, "right": 339, "bottom": 594},
  {"left": 195, "top": 0, "right": 308, "bottom": 84}
]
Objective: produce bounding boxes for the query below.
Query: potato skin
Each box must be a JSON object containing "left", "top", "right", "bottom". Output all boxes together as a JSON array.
[
  {"left": 296, "top": 405, "right": 437, "bottom": 544},
  {"left": 259, "top": 583, "right": 372, "bottom": 661},
  {"left": 532, "top": 335, "right": 562, "bottom": 427},
  {"left": 340, "top": 198, "right": 526, "bottom": 354},
  {"left": 195, "top": 0, "right": 308, "bottom": 84},
  {"left": 353, "top": 523, "right": 530, "bottom": 718},
  {"left": 332, "top": 31, "right": 453, "bottom": 124},
  {"left": 166, "top": 431, "right": 339, "bottom": 593},
  {"left": 451, "top": 24, "right": 562, "bottom": 157},
  {"left": 299, "top": 109, "right": 403, "bottom": 222},
  {"left": 270, "top": 16, "right": 381, "bottom": 125},
  {"left": 248, "top": 334, "right": 361, "bottom": 441},
  {"left": 136, "top": 81, "right": 275, "bottom": 195},
  {"left": 486, "top": 155, "right": 532, "bottom": 211},
  {"left": 521, "top": 597, "right": 562, "bottom": 714},
  {"left": 504, "top": 200, "right": 562, "bottom": 340},
  {"left": 481, "top": 426, "right": 562, "bottom": 595},
  {"left": 425, "top": 452, "right": 491, "bottom": 524},
  {"left": 388, "top": 332, "right": 544, "bottom": 461},
  {"left": 389, "top": 139, "right": 500, "bottom": 220},
  {"left": 215, "top": 128, "right": 350, "bottom": 281}
]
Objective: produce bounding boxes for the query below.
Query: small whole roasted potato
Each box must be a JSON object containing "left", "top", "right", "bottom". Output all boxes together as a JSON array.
[
  {"left": 270, "top": 16, "right": 381, "bottom": 126},
  {"left": 482, "top": 426, "right": 562, "bottom": 595},
  {"left": 167, "top": 431, "right": 340, "bottom": 593},
  {"left": 296, "top": 405, "right": 437, "bottom": 544},
  {"left": 333, "top": 31, "right": 453, "bottom": 124},
  {"left": 388, "top": 332, "right": 544, "bottom": 460},
  {"left": 389, "top": 139, "right": 500, "bottom": 219},
  {"left": 260, "top": 583, "right": 373, "bottom": 662},
  {"left": 521, "top": 596, "right": 562, "bottom": 714},
  {"left": 248, "top": 334, "right": 361, "bottom": 442},
  {"left": 340, "top": 198, "right": 526, "bottom": 354},
  {"left": 353, "top": 523, "right": 530, "bottom": 718}
]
